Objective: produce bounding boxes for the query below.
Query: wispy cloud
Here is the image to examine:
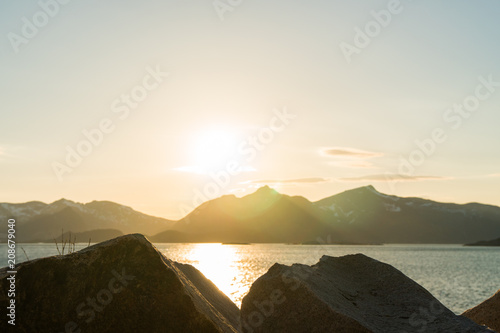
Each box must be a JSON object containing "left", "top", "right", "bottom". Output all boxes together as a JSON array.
[
  {"left": 339, "top": 174, "right": 450, "bottom": 182},
  {"left": 244, "top": 177, "right": 331, "bottom": 185},
  {"left": 0, "top": 146, "right": 9, "bottom": 160},
  {"left": 321, "top": 147, "right": 383, "bottom": 159},
  {"left": 330, "top": 161, "right": 375, "bottom": 169},
  {"left": 487, "top": 173, "right": 500, "bottom": 178}
]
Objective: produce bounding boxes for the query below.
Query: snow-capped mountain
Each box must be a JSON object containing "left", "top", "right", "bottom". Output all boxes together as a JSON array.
[
  {"left": 0, "top": 199, "right": 174, "bottom": 242},
  {"left": 3, "top": 186, "right": 500, "bottom": 244},
  {"left": 313, "top": 185, "right": 500, "bottom": 243},
  {"left": 0, "top": 201, "right": 48, "bottom": 223},
  {"left": 154, "top": 185, "right": 500, "bottom": 244}
]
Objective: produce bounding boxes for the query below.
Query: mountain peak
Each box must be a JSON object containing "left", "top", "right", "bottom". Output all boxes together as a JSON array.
[
  {"left": 361, "top": 185, "right": 377, "bottom": 193},
  {"left": 257, "top": 185, "right": 273, "bottom": 191},
  {"left": 340, "top": 185, "right": 379, "bottom": 196},
  {"left": 254, "top": 186, "right": 279, "bottom": 196},
  {"left": 240, "top": 186, "right": 282, "bottom": 203},
  {"left": 51, "top": 198, "right": 77, "bottom": 205}
]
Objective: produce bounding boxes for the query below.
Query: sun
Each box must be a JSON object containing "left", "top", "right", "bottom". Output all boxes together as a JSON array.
[{"left": 191, "top": 129, "right": 238, "bottom": 173}]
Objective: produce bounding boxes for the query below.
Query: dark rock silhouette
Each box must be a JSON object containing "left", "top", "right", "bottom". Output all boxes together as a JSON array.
[
  {"left": 240, "top": 254, "right": 493, "bottom": 333},
  {"left": 0, "top": 234, "right": 239, "bottom": 332},
  {"left": 1, "top": 234, "right": 497, "bottom": 332},
  {"left": 463, "top": 289, "right": 500, "bottom": 332}
]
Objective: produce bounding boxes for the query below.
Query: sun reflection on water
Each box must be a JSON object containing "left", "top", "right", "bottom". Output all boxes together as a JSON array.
[
  {"left": 160, "top": 243, "right": 249, "bottom": 306},
  {"left": 188, "top": 244, "right": 241, "bottom": 301}
]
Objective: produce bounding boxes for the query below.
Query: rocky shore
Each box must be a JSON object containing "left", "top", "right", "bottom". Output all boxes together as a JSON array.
[{"left": 1, "top": 234, "right": 497, "bottom": 332}]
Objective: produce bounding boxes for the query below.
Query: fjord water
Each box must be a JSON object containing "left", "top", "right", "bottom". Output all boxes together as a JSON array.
[{"left": 2, "top": 243, "right": 499, "bottom": 313}]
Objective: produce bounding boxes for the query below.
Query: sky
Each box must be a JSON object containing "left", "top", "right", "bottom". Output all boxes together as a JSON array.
[{"left": 1, "top": 0, "right": 500, "bottom": 219}]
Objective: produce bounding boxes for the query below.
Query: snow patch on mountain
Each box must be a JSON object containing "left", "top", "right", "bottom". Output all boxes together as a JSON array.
[
  {"left": 384, "top": 203, "right": 401, "bottom": 212},
  {"left": 43, "top": 199, "right": 85, "bottom": 215},
  {"left": 365, "top": 185, "right": 399, "bottom": 201},
  {"left": 320, "top": 204, "right": 337, "bottom": 212},
  {"left": 0, "top": 202, "right": 47, "bottom": 222}
]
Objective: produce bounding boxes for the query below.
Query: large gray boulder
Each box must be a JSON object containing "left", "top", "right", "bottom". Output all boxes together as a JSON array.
[
  {"left": 463, "top": 289, "right": 500, "bottom": 332},
  {"left": 0, "top": 234, "right": 240, "bottom": 333},
  {"left": 240, "top": 254, "right": 493, "bottom": 333}
]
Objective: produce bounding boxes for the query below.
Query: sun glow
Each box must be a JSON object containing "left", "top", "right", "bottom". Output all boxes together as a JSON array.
[{"left": 190, "top": 129, "right": 239, "bottom": 173}]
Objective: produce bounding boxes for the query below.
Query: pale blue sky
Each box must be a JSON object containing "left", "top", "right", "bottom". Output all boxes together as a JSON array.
[{"left": 1, "top": 0, "right": 499, "bottom": 218}]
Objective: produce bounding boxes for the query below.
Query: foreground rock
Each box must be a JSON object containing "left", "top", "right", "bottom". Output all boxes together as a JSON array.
[
  {"left": 241, "top": 254, "right": 493, "bottom": 333},
  {"left": 463, "top": 289, "right": 500, "bottom": 332},
  {"left": 0, "top": 234, "right": 239, "bottom": 333}
]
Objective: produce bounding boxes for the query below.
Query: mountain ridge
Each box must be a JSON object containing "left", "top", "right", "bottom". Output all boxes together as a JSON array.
[
  {"left": 0, "top": 199, "right": 174, "bottom": 242},
  {"left": 2, "top": 185, "right": 500, "bottom": 244},
  {"left": 159, "top": 185, "right": 500, "bottom": 244}
]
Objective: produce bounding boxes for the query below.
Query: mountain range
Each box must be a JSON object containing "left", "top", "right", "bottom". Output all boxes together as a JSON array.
[
  {"left": 2, "top": 185, "right": 500, "bottom": 244},
  {"left": 0, "top": 199, "right": 174, "bottom": 242}
]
